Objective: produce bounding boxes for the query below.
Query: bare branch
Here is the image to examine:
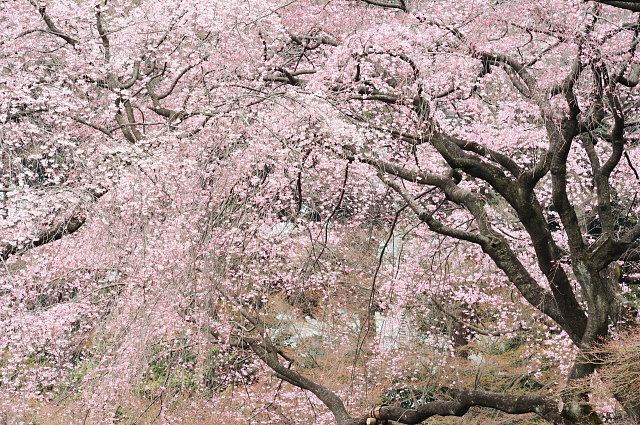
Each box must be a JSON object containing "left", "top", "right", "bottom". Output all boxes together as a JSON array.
[
  {"left": 95, "top": 3, "right": 110, "bottom": 62},
  {"left": 350, "top": 390, "right": 563, "bottom": 424},
  {"left": 0, "top": 188, "right": 105, "bottom": 261},
  {"left": 477, "top": 52, "right": 536, "bottom": 98},
  {"left": 1, "top": 216, "right": 85, "bottom": 262},
  {"left": 29, "top": 0, "right": 78, "bottom": 47},
  {"left": 359, "top": 0, "right": 407, "bottom": 12},
  {"left": 431, "top": 298, "right": 541, "bottom": 336},
  {"left": 71, "top": 115, "right": 114, "bottom": 137},
  {"left": 240, "top": 312, "right": 352, "bottom": 425},
  {"left": 380, "top": 174, "right": 488, "bottom": 245},
  {"left": 593, "top": 0, "right": 640, "bottom": 12},
  {"left": 290, "top": 34, "right": 339, "bottom": 48}
]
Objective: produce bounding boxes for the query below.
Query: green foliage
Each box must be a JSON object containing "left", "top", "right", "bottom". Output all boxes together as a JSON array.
[
  {"left": 139, "top": 343, "right": 254, "bottom": 398},
  {"left": 141, "top": 343, "right": 198, "bottom": 398},
  {"left": 114, "top": 406, "right": 132, "bottom": 425},
  {"left": 201, "top": 346, "right": 253, "bottom": 393},
  {"left": 55, "top": 356, "right": 99, "bottom": 400}
]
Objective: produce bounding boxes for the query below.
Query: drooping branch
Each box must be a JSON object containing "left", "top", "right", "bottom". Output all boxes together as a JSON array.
[
  {"left": 446, "top": 136, "right": 522, "bottom": 178},
  {"left": 3, "top": 108, "right": 48, "bottom": 123},
  {"left": 263, "top": 68, "right": 316, "bottom": 86},
  {"left": 240, "top": 312, "right": 352, "bottom": 425},
  {"left": 342, "top": 146, "right": 447, "bottom": 186},
  {"left": 71, "top": 115, "right": 114, "bottom": 138},
  {"left": 363, "top": 50, "right": 420, "bottom": 80},
  {"left": 156, "top": 62, "right": 205, "bottom": 99},
  {"left": 429, "top": 132, "right": 520, "bottom": 205},
  {"left": 145, "top": 65, "right": 199, "bottom": 120},
  {"left": 349, "top": 87, "right": 402, "bottom": 104},
  {"left": 241, "top": 310, "right": 568, "bottom": 425},
  {"left": 343, "top": 144, "right": 492, "bottom": 236},
  {"left": 430, "top": 298, "right": 543, "bottom": 337},
  {"left": 359, "top": 116, "right": 521, "bottom": 178},
  {"left": 344, "top": 108, "right": 586, "bottom": 341},
  {"left": 108, "top": 61, "right": 141, "bottom": 90},
  {"left": 613, "top": 17, "right": 640, "bottom": 87}
]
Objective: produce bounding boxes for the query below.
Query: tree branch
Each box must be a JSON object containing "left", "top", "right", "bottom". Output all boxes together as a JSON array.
[
  {"left": 290, "top": 34, "right": 339, "bottom": 48},
  {"left": 1, "top": 215, "right": 84, "bottom": 262},
  {"left": 71, "top": 115, "right": 114, "bottom": 137},
  {"left": 240, "top": 312, "right": 352, "bottom": 425},
  {"left": 350, "top": 390, "right": 564, "bottom": 425},
  {"left": 476, "top": 52, "right": 536, "bottom": 98},
  {"left": 583, "top": 135, "right": 616, "bottom": 236},
  {"left": 380, "top": 174, "right": 489, "bottom": 245},
  {"left": 29, "top": 0, "right": 78, "bottom": 47},
  {"left": 95, "top": 2, "right": 111, "bottom": 62},
  {"left": 593, "top": 0, "right": 640, "bottom": 12},
  {"left": 0, "top": 189, "right": 106, "bottom": 262},
  {"left": 359, "top": 0, "right": 407, "bottom": 12},
  {"left": 430, "top": 298, "right": 541, "bottom": 337}
]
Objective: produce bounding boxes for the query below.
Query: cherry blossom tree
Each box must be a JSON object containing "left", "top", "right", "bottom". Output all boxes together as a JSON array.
[{"left": 2, "top": 0, "right": 640, "bottom": 424}]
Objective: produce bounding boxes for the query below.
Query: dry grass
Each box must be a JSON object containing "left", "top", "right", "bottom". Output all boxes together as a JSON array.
[{"left": 590, "top": 330, "right": 640, "bottom": 407}]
